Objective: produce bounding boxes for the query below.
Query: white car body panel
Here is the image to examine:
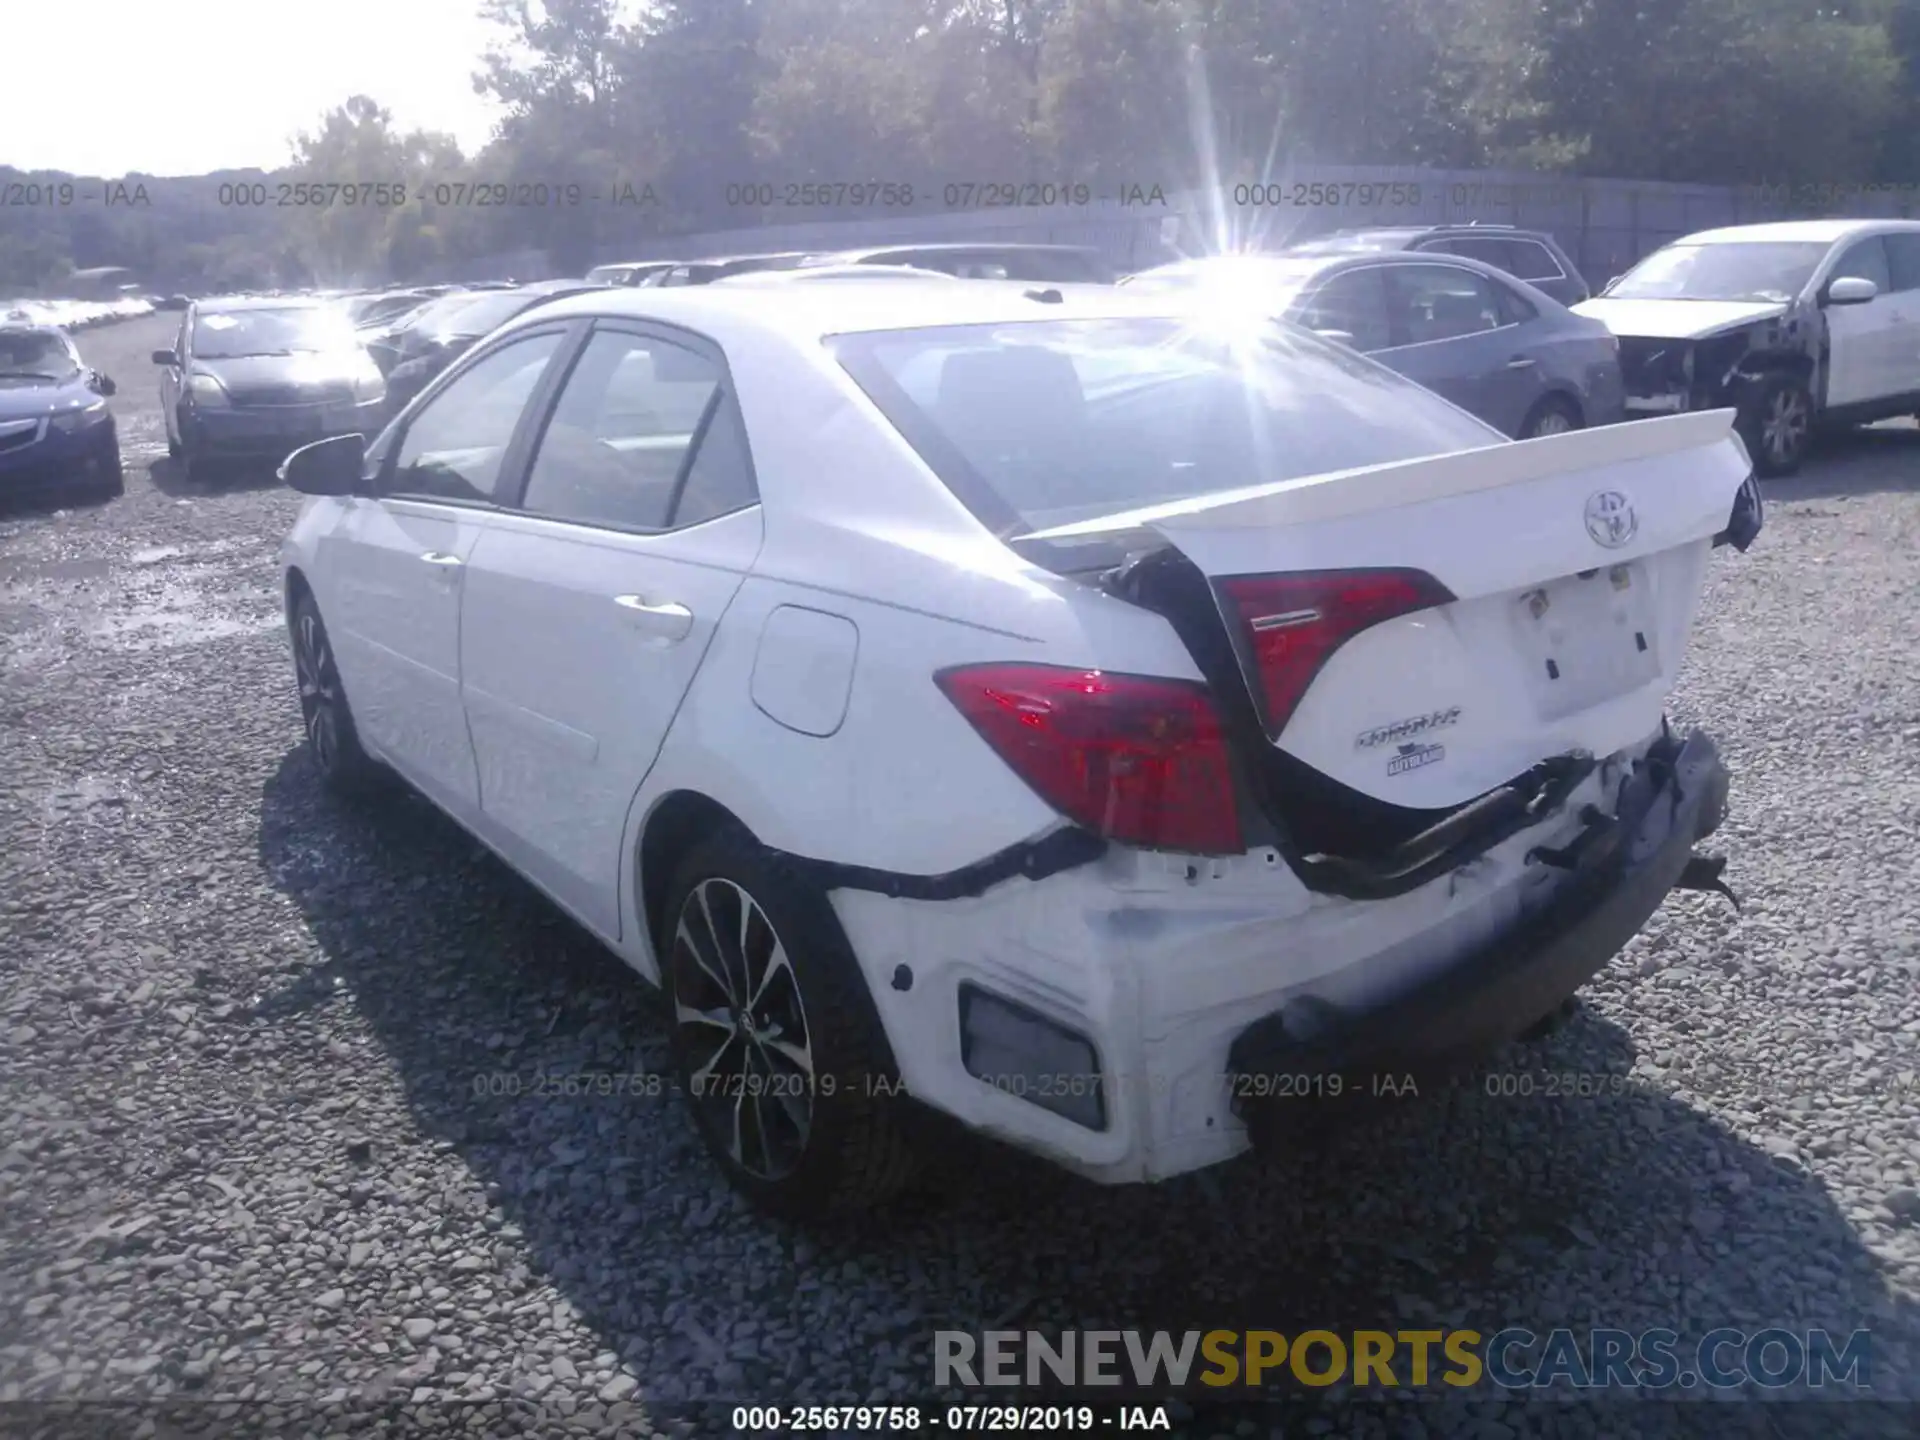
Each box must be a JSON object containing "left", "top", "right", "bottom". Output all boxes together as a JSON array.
[
  {"left": 457, "top": 505, "right": 764, "bottom": 939},
  {"left": 1032, "top": 409, "right": 1748, "bottom": 805},
  {"left": 280, "top": 281, "right": 1752, "bottom": 1185},
  {"left": 1571, "top": 297, "right": 1788, "bottom": 341},
  {"left": 319, "top": 496, "right": 485, "bottom": 816}
]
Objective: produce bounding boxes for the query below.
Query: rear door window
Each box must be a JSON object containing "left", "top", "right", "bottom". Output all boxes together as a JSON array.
[
  {"left": 1383, "top": 264, "right": 1507, "bottom": 346},
  {"left": 1503, "top": 239, "right": 1567, "bottom": 282},
  {"left": 517, "top": 328, "right": 751, "bottom": 531}
]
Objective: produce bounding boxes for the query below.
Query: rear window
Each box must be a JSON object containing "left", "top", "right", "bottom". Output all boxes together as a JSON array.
[{"left": 832, "top": 317, "right": 1501, "bottom": 538}]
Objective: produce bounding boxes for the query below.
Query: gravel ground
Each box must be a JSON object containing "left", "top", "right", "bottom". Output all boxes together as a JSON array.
[{"left": 2, "top": 312, "right": 1918, "bottom": 1440}]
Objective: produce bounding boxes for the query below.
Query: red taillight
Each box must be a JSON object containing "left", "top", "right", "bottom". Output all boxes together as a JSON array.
[
  {"left": 1216, "top": 568, "right": 1455, "bottom": 739},
  {"left": 935, "top": 663, "right": 1242, "bottom": 854}
]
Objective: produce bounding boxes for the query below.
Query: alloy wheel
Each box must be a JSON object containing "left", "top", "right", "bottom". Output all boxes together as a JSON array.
[
  {"left": 1761, "top": 388, "right": 1809, "bottom": 467},
  {"left": 671, "top": 877, "right": 815, "bottom": 1181},
  {"left": 1528, "top": 409, "right": 1574, "bottom": 438},
  {"left": 294, "top": 610, "right": 339, "bottom": 773}
]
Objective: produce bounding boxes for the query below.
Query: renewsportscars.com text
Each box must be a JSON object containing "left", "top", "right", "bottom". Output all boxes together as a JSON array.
[{"left": 934, "top": 1327, "right": 1872, "bottom": 1391}]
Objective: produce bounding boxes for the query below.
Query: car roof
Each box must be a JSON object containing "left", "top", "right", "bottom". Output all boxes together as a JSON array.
[
  {"left": 1672, "top": 218, "right": 1920, "bottom": 246},
  {"left": 829, "top": 243, "right": 1103, "bottom": 259},
  {"left": 193, "top": 295, "right": 328, "bottom": 313},
  {"left": 508, "top": 276, "right": 1217, "bottom": 343},
  {"left": 0, "top": 322, "right": 66, "bottom": 338}
]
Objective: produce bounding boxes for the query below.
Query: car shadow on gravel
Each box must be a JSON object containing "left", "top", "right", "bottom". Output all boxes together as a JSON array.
[
  {"left": 1779, "top": 421, "right": 1920, "bottom": 502},
  {"left": 147, "top": 453, "right": 288, "bottom": 499},
  {"left": 0, "top": 486, "right": 120, "bottom": 521},
  {"left": 255, "top": 749, "right": 1917, "bottom": 1427}
]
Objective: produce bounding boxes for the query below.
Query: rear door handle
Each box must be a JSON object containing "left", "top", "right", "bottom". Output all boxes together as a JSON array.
[
  {"left": 614, "top": 594, "right": 694, "bottom": 641},
  {"left": 1506, "top": 355, "right": 1538, "bottom": 369}
]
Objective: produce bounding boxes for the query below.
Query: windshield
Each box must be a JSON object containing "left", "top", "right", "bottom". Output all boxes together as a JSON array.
[
  {"left": 193, "top": 308, "right": 359, "bottom": 358},
  {"left": 0, "top": 329, "right": 80, "bottom": 379},
  {"left": 1607, "top": 241, "right": 1830, "bottom": 303},
  {"left": 833, "top": 315, "right": 1500, "bottom": 537}
]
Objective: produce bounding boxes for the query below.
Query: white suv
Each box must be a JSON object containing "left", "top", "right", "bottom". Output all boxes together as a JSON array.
[
  {"left": 276, "top": 280, "right": 1759, "bottom": 1219},
  {"left": 1577, "top": 218, "right": 1920, "bottom": 476}
]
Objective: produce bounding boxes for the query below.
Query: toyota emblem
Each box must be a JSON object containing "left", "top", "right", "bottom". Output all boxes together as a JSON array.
[{"left": 1584, "top": 490, "right": 1638, "bottom": 549}]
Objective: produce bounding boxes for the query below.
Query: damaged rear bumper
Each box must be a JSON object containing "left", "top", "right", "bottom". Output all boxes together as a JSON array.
[{"left": 1225, "top": 728, "right": 1731, "bottom": 1149}]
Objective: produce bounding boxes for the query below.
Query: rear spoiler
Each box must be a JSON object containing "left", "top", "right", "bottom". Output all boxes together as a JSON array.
[{"left": 1019, "top": 409, "right": 1744, "bottom": 542}]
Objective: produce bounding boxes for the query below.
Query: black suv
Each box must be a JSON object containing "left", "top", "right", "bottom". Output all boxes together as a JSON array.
[{"left": 1286, "top": 224, "right": 1591, "bottom": 307}]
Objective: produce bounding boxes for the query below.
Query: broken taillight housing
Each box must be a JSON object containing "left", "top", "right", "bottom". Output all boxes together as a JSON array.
[
  {"left": 1216, "top": 568, "right": 1456, "bottom": 740},
  {"left": 934, "top": 663, "right": 1242, "bottom": 854}
]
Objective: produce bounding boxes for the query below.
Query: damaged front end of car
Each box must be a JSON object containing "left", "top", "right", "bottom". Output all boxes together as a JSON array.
[{"left": 1617, "top": 306, "right": 1816, "bottom": 421}]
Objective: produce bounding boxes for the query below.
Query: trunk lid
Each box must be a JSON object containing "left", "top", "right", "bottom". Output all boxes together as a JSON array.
[{"left": 1023, "top": 409, "right": 1754, "bottom": 810}]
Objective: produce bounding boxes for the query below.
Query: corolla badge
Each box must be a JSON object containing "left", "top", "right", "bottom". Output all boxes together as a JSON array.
[{"left": 1584, "top": 490, "right": 1638, "bottom": 549}]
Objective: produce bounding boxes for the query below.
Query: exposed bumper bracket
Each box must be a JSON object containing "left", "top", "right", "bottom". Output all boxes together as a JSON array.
[
  {"left": 780, "top": 825, "right": 1108, "bottom": 903},
  {"left": 1225, "top": 728, "right": 1732, "bottom": 1150}
]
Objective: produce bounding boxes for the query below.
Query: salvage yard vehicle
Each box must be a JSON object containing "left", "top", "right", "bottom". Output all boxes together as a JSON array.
[
  {"left": 276, "top": 281, "right": 1760, "bottom": 1219},
  {"left": 586, "top": 261, "right": 677, "bottom": 287},
  {"left": 376, "top": 280, "right": 610, "bottom": 420},
  {"left": 804, "top": 243, "right": 1118, "bottom": 284},
  {"left": 0, "top": 323, "right": 122, "bottom": 504},
  {"left": 642, "top": 253, "right": 814, "bottom": 286},
  {"left": 1125, "top": 250, "right": 1624, "bottom": 439},
  {"left": 154, "top": 297, "right": 388, "bottom": 484},
  {"left": 1574, "top": 219, "right": 1920, "bottom": 476},
  {"left": 1289, "top": 224, "right": 1592, "bottom": 307}
]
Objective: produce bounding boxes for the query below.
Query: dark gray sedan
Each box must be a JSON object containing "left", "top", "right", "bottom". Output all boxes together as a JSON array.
[{"left": 1122, "top": 251, "right": 1625, "bottom": 439}]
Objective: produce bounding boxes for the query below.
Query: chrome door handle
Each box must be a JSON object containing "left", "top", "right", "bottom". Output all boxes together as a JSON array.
[
  {"left": 614, "top": 594, "right": 694, "bottom": 640},
  {"left": 420, "top": 551, "right": 463, "bottom": 566},
  {"left": 1506, "top": 356, "right": 1538, "bottom": 369}
]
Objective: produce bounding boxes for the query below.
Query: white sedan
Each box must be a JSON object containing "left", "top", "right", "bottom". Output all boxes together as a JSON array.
[{"left": 277, "top": 279, "right": 1762, "bottom": 1219}]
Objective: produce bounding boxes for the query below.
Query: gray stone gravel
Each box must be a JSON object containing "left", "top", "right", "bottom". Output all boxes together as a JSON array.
[{"left": 1, "top": 314, "right": 1917, "bottom": 1439}]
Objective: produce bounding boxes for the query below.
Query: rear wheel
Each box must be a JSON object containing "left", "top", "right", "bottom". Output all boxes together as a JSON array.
[
  {"left": 661, "top": 829, "right": 921, "bottom": 1220},
  {"left": 1738, "top": 374, "right": 1811, "bottom": 477},
  {"left": 1518, "top": 394, "right": 1582, "bottom": 440},
  {"left": 290, "top": 592, "right": 382, "bottom": 794}
]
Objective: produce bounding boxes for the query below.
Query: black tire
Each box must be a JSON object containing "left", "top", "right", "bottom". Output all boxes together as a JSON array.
[
  {"left": 1738, "top": 373, "right": 1812, "bottom": 477},
  {"left": 92, "top": 435, "right": 124, "bottom": 500},
  {"left": 1518, "top": 394, "right": 1582, "bottom": 440},
  {"left": 289, "top": 591, "right": 383, "bottom": 794},
  {"left": 660, "top": 829, "right": 921, "bottom": 1220}
]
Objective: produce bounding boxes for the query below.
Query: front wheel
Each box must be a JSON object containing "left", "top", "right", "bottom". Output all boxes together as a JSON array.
[
  {"left": 290, "top": 592, "right": 383, "bottom": 794},
  {"left": 91, "top": 434, "right": 124, "bottom": 500},
  {"left": 1738, "top": 374, "right": 1812, "bottom": 477},
  {"left": 1518, "top": 394, "right": 1582, "bottom": 440},
  {"left": 661, "top": 831, "right": 922, "bottom": 1220}
]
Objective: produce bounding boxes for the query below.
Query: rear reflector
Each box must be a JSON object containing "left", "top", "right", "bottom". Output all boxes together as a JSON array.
[
  {"left": 935, "top": 663, "right": 1242, "bottom": 854},
  {"left": 1216, "top": 568, "right": 1455, "bottom": 740}
]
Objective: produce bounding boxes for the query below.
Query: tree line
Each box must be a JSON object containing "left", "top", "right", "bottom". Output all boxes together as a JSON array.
[{"left": 6, "top": 0, "right": 1920, "bottom": 292}]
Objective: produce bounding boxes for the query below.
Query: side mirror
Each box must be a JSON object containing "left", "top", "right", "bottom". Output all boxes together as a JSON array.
[
  {"left": 151, "top": 349, "right": 178, "bottom": 366},
  {"left": 1312, "top": 328, "right": 1358, "bottom": 348},
  {"left": 1824, "top": 276, "right": 1878, "bottom": 306},
  {"left": 280, "top": 433, "right": 366, "bottom": 495},
  {"left": 92, "top": 371, "right": 117, "bottom": 397}
]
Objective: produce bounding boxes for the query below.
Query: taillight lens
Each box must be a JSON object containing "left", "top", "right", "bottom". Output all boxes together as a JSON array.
[
  {"left": 935, "top": 663, "right": 1242, "bottom": 854},
  {"left": 1216, "top": 568, "right": 1455, "bottom": 739}
]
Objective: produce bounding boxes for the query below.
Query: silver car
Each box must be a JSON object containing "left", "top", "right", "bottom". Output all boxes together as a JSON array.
[{"left": 1123, "top": 251, "right": 1626, "bottom": 439}]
